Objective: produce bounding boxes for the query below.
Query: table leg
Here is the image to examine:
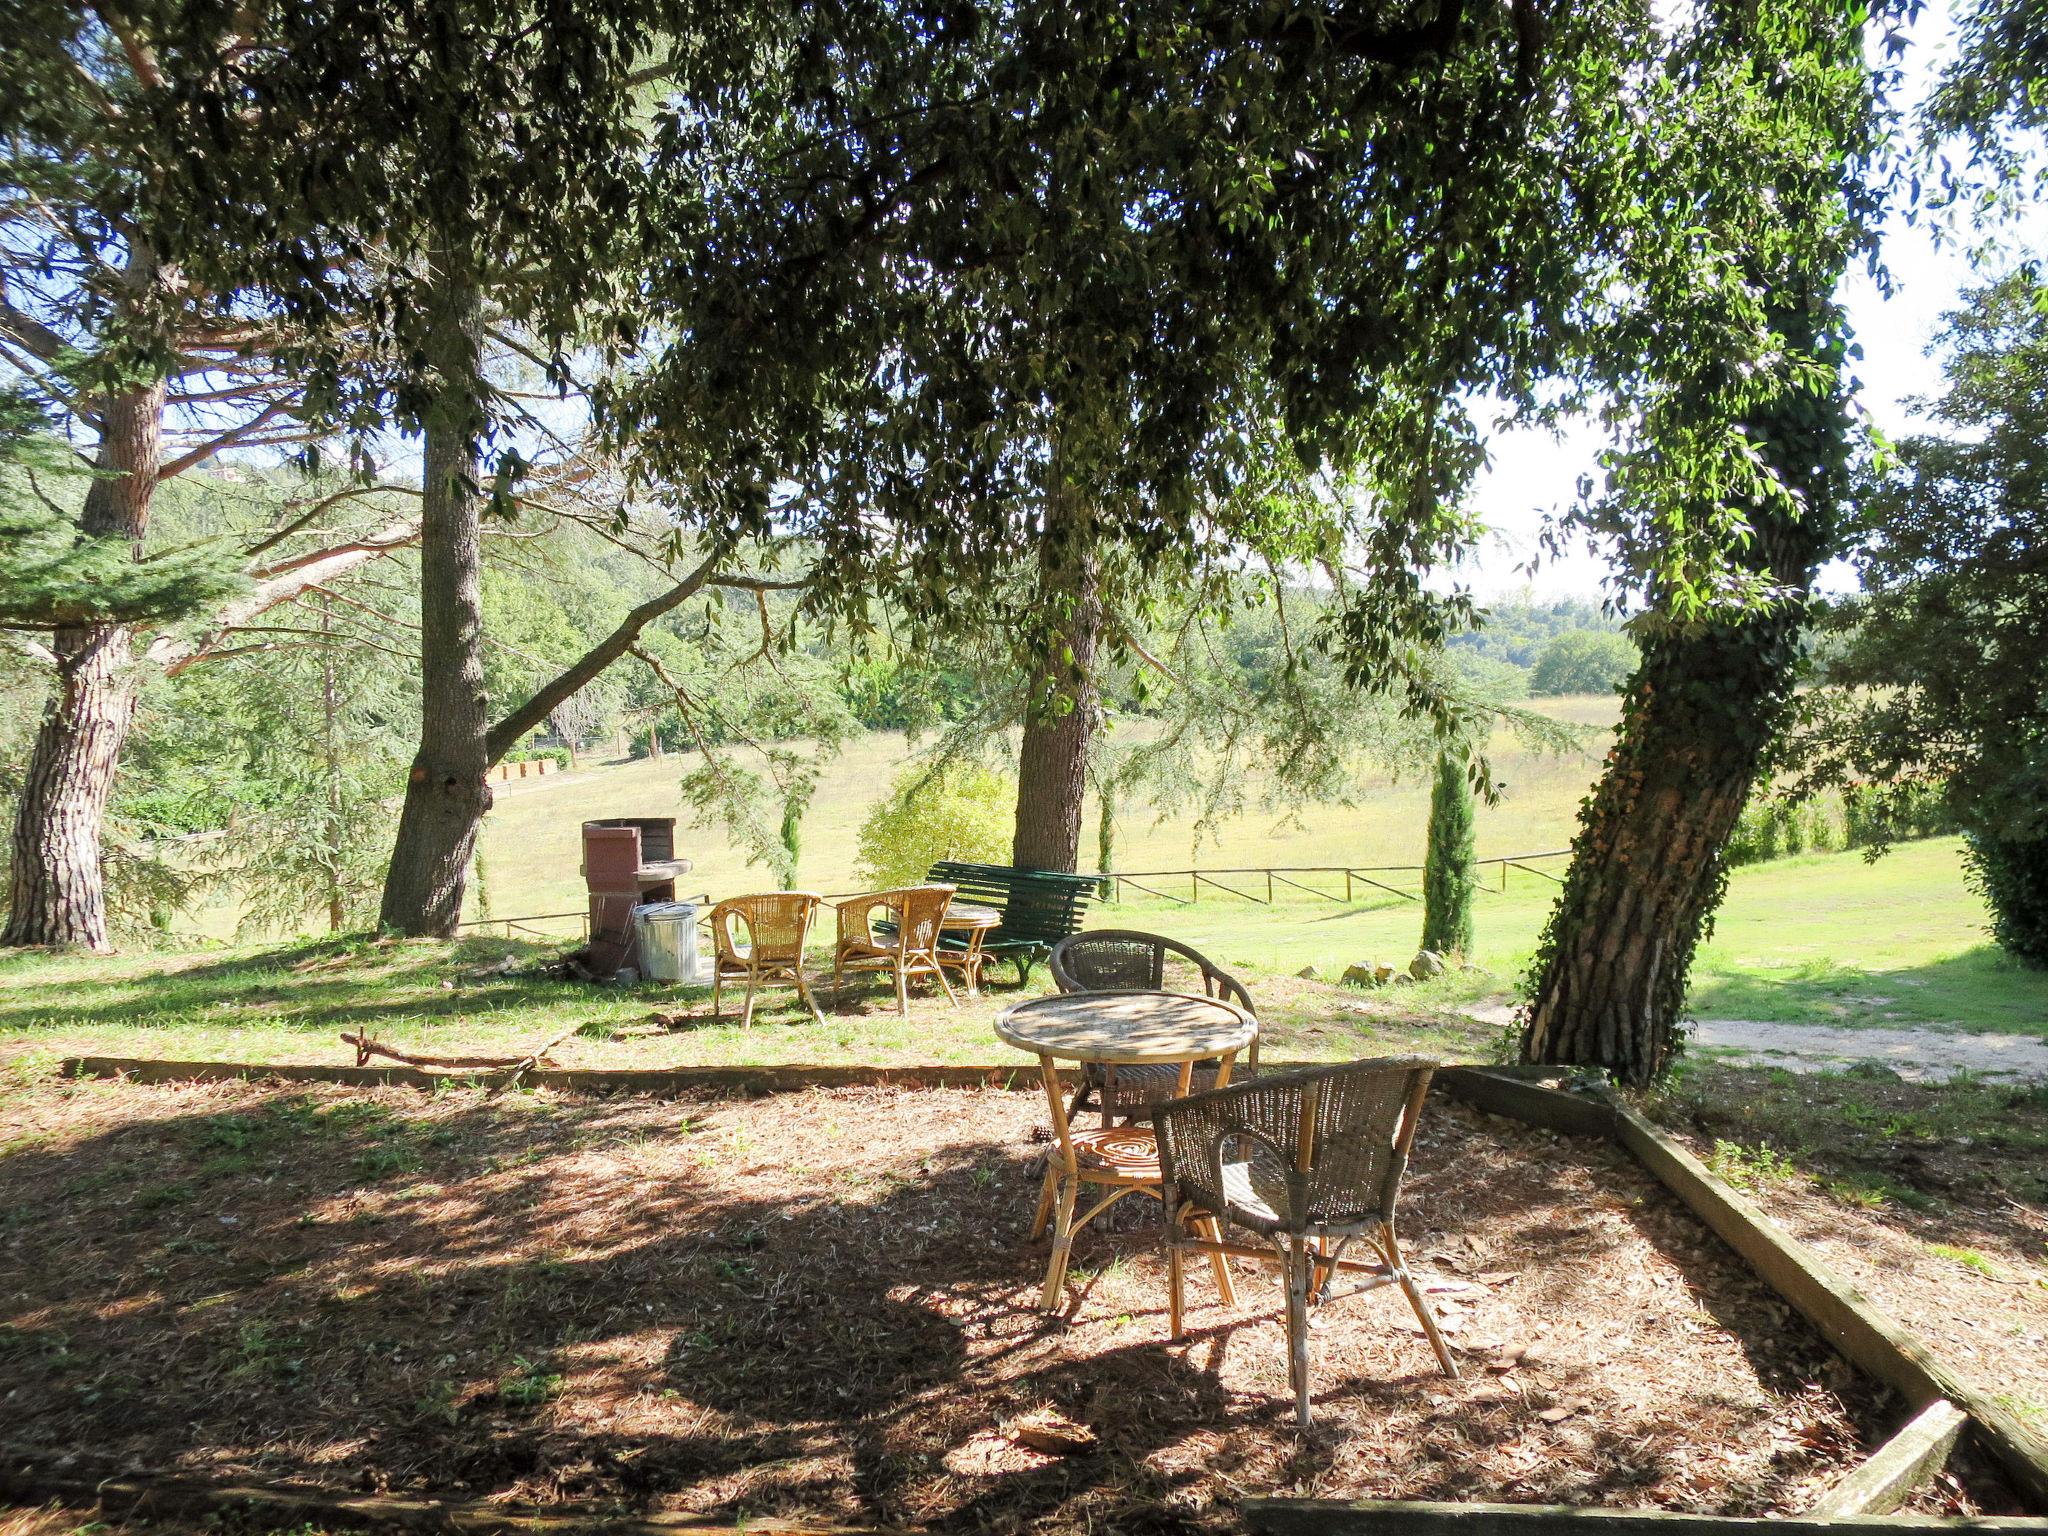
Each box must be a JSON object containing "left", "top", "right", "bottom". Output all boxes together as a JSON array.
[
  {"left": 1202, "top": 1048, "right": 1239, "bottom": 1305},
  {"left": 1035, "top": 1052, "right": 1081, "bottom": 1311}
]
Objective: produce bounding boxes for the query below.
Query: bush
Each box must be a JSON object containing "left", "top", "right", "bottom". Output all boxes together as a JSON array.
[
  {"left": 1724, "top": 780, "right": 1955, "bottom": 870},
  {"left": 854, "top": 761, "right": 1015, "bottom": 889},
  {"left": 1965, "top": 833, "right": 2048, "bottom": 968}
]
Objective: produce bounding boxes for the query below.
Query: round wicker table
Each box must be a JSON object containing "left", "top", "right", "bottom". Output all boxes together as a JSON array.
[{"left": 996, "top": 990, "right": 1256, "bottom": 1310}]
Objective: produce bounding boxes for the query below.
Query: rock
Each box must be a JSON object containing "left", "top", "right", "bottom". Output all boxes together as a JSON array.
[
  {"left": 1296, "top": 965, "right": 1320, "bottom": 980},
  {"left": 1410, "top": 949, "right": 1447, "bottom": 980},
  {"left": 1392, "top": 973, "right": 1415, "bottom": 986},
  {"left": 1375, "top": 962, "right": 1398, "bottom": 985},
  {"left": 1340, "top": 964, "right": 1380, "bottom": 988}
]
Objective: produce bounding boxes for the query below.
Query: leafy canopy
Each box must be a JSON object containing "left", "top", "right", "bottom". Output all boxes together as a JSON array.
[{"left": 611, "top": 0, "right": 1888, "bottom": 697}]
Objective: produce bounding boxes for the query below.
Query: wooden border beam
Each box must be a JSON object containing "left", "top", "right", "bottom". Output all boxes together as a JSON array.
[
  {"left": 0, "top": 1466, "right": 877, "bottom": 1535},
  {"left": 1601, "top": 1091, "right": 2048, "bottom": 1509},
  {"left": 1815, "top": 1401, "right": 1972, "bottom": 1517},
  {"left": 1244, "top": 1498, "right": 2048, "bottom": 1535}
]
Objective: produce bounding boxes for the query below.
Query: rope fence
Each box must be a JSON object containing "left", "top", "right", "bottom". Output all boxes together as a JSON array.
[
  {"left": 452, "top": 853, "right": 1575, "bottom": 936},
  {"left": 1100, "top": 851, "right": 1571, "bottom": 907}
]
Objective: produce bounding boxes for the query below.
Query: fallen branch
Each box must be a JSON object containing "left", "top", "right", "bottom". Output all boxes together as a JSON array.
[{"left": 339, "top": 1024, "right": 581, "bottom": 1077}]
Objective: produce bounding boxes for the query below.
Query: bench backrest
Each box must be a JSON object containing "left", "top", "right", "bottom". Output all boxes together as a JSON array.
[{"left": 926, "top": 861, "right": 1096, "bottom": 948}]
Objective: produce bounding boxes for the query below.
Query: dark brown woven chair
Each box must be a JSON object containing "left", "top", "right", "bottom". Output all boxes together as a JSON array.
[
  {"left": 1153, "top": 1057, "right": 1458, "bottom": 1426},
  {"left": 1049, "top": 930, "right": 1259, "bottom": 1125}
]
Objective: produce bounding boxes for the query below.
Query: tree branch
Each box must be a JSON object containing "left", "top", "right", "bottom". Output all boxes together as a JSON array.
[
  {"left": 149, "top": 518, "right": 420, "bottom": 675},
  {"left": 157, "top": 397, "right": 298, "bottom": 480},
  {"left": 484, "top": 549, "right": 725, "bottom": 762}
]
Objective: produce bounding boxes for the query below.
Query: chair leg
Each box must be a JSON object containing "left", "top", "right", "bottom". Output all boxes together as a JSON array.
[
  {"left": 1039, "top": 1174, "right": 1079, "bottom": 1310},
  {"left": 739, "top": 972, "right": 758, "bottom": 1032},
  {"left": 1382, "top": 1224, "right": 1459, "bottom": 1379},
  {"left": 894, "top": 959, "right": 910, "bottom": 1017},
  {"left": 1285, "top": 1236, "right": 1314, "bottom": 1427},
  {"left": 1030, "top": 1159, "right": 1059, "bottom": 1240},
  {"left": 1167, "top": 1204, "right": 1188, "bottom": 1340},
  {"left": 1198, "top": 1214, "right": 1237, "bottom": 1306},
  {"left": 711, "top": 969, "right": 722, "bottom": 1020},
  {"left": 931, "top": 954, "right": 959, "bottom": 1007},
  {"left": 795, "top": 968, "right": 827, "bottom": 1027}
]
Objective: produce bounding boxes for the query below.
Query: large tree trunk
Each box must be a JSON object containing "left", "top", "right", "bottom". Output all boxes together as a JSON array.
[
  {"left": 4, "top": 379, "right": 165, "bottom": 950},
  {"left": 1522, "top": 302, "right": 1848, "bottom": 1083},
  {"left": 377, "top": 274, "right": 493, "bottom": 937},
  {"left": 1011, "top": 493, "right": 1100, "bottom": 872}
]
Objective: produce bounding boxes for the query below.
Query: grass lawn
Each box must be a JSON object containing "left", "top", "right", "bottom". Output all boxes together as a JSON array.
[{"left": 6, "top": 835, "right": 2041, "bottom": 1082}]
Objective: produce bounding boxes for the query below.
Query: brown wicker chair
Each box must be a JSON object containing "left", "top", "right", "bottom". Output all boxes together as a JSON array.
[
  {"left": 833, "top": 884, "right": 958, "bottom": 1015},
  {"left": 1153, "top": 1058, "right": 1458, "bottom": 1426},
  {"left": 1050, "top": 930, "right": 1259, "bottom": 1125},
  {"left": 709, "top": 891, "right": 827, "bottom": 1030}
]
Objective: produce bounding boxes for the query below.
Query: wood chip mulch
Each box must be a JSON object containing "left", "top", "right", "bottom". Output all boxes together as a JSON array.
[{"left": 0, "top": 1076, "right": 1937, "bottom": 1532}]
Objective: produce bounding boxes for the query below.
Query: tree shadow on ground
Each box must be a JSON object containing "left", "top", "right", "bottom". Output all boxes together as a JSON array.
[{"left": 0, "top": 1084, "right": 1889, "bottom": 1528}]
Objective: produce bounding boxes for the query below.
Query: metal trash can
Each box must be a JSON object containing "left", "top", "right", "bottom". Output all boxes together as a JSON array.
[{"left": 633, "top": 900, "right": 701, "bottom": 983}]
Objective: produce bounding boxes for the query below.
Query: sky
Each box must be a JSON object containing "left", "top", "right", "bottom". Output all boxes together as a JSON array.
[{"left": 1455, "top": 0, "right": 2019, "bottom": 603}]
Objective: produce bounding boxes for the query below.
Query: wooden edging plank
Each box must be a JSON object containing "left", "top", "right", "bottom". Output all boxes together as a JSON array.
[
  {"left": 1434, "top": 1066, "right": 1619, "bottom": 1138},
  {"left": 0, "top": 1467, "right": 876, "bottom": 1535},
  {"left": 1601, "top": 1092, "right": 2048, "bottom": 1511},
  {"left": 60, "top": 1056, "right": 1057, "bottom": 1094},
  {"left": 1242, "top": 1498, "right": 2048, "bottom": 1535},
  {"left": 1815, "top": 1401, "right": 1973, "bottom": 1517}
]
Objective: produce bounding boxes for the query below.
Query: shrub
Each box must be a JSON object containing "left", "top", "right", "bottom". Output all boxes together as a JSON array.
[
  {"left": 854, "top": 761, "right": 1015, "bottom": 889},
  {"left": 1965, "top": 833, "right": 2048, "bottom": 968},
  {"left": 1725, "top": 779, "right": 1957, "bottom": 870}
]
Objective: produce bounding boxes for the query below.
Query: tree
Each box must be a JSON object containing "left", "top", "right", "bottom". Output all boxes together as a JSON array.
[
  {"left": 1420, "top": 754, "right": 1477, "bottom": 958},
  {"left": 1795, "top": 274, "right": 2048, "bottom": 965},
  {"left": 1521, "top": 2, "right": 1882, "bottom": 1081},
  {"left": 143, "top": 3, "right": 809, "bottom": 936},
  {"left": 1528, "top": 629, "right": 1637, "bottom": 698},
  {"left": 0, "top": 13, "right": 413, "bottom": 950}
]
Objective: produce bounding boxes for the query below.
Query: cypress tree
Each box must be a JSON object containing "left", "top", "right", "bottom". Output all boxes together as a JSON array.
[{"left": 1421, "top": 754, "right": 1476, "bottom": 959}]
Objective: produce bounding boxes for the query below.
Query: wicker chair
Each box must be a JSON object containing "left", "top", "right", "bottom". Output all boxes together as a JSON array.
[
  {"left": 709, "top": 892, "right": 827, "bottom": 1030},
  {"left": 833, "top": 884, "right": 958, "bottom": 1015},
  {"left": 1153, "top": 1058, "right": 1458, "bottom": 1426},
  {"left": 1050, "top": 930, "right": 1259, "bottom": 1125}
]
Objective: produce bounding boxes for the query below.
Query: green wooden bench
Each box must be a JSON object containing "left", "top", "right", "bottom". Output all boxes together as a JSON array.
[{"left": 926, "top": 861, "right": 1099, "bottom": 986}]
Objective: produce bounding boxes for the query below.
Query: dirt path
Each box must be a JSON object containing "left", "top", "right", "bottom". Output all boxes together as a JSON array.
[
  {"left": 1689, "top": 1018, "right": 2048, "bottom": 1081},
  {"left": 1461, "top": 1003, "right": 2048, "bottom": 1081}
]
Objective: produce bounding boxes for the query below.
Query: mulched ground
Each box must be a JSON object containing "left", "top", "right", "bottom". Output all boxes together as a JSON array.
[{"left": 0, "top": 1074, "right": 1960, "bottom": 1532}]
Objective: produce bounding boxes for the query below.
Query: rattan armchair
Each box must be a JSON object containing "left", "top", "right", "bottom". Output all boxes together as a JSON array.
[
  {"left": 709, "top": 892, "right": 827, "bottom": 1030},
  {"left": 833, "top": 884, "right": 958, "bottom": 1015},
  {"left": 1153, "top": 1058, "right": 1458, "bottom": 1426},
  {"left": 1050, "top": 930, "right": 1259, "bottom": 1125}
]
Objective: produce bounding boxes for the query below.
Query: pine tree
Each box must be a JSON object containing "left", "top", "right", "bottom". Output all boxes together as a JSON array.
[{"left": 1421, "top": 754, "right": 1476, "bottom": 959}]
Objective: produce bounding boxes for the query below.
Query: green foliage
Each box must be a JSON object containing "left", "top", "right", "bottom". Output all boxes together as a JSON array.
[
  {"left": 1795, "top": 275, "right": 2048, "bottom": 964},
  {"left": 0, "top": 396, "right": 242, "bottom": 628},
  {"left": 1724, "top": 781, "right": 1954, "bottom": 870},
  {"left": 1965, "top": 834, "right": 2048, "bottom": 968},
  {"left": 855, "top": 763, "right": 1015, "bottom": 891},
  {"left": 1451, "top": 598, "right": 1623, "bottom": 670},
  {"left": 1528, "top": 630, "right": 1638, "bottom": 698},
  {"left": 670, "top": 642, "right": 861, "bottom": 889},
  {"left": 1420, "top": 755, "right": 1477, "bottom": 958}
]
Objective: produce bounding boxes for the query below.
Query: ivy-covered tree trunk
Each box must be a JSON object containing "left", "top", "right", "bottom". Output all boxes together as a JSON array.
[
  {"left": 1522, "top": 304, "right": 1850, "bottom": 1083},
  {"left": 1011, "top": 494, "right": 1100, "bottom": 872},
  {"left": 1420, "top": 753, "right": 1476, "bottom": 958},
  {"left": 4, "top": 378, "right": 166, "bottom": 950},
  {"left": 377, "top": 273, "right": 493, "bottom": 937}
]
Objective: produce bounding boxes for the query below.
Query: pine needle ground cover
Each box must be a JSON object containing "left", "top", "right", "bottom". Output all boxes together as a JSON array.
[{"left": 4, "top": 1076, "right": 2019, "bottom": 1530}]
